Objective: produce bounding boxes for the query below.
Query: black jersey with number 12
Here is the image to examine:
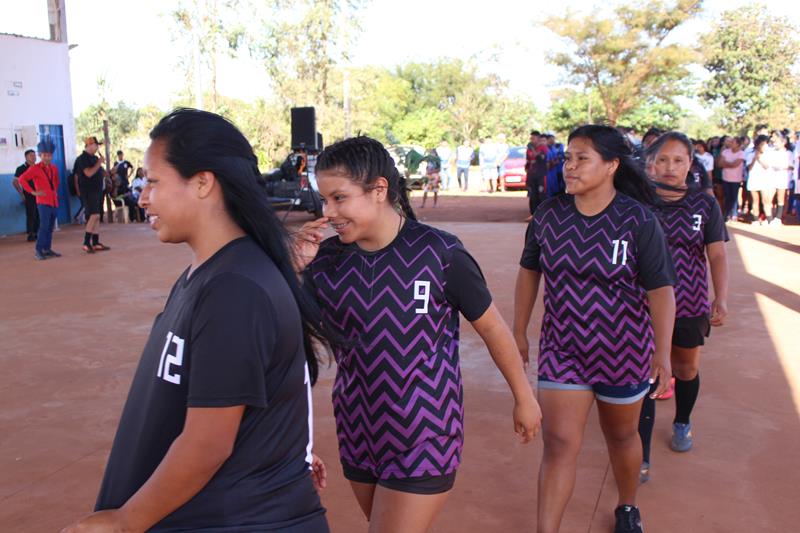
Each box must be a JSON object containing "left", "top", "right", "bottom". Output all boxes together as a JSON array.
[{"left": 95, "top": 237, "right": 328, "bottom": 532}]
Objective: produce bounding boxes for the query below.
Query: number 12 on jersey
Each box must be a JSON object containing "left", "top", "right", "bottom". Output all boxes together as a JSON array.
[{"left": 611, "top": 239, "right": 629, "bottom": 266}]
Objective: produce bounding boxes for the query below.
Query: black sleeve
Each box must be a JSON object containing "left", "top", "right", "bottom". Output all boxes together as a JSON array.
[
  {"left": 14, "top": 165, "right": 26, "bottom": 178},
  {"left": 635, "top": 216, "right": 677, "bottom": 291},
  {"left": 519, "top": 219, "right": 541, "bottom": 271},
  {"left": 704, "top": 199, "right": 729, "bottom": 244},
  {"left": 187, "top": 274, "right": 276, "bottom": 408},
  {"left": 445, "top": 244, "right": 493, "bottom": 321}
]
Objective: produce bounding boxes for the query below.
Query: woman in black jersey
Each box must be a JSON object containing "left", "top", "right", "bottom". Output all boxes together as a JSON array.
[
  {"left": 514, "top": 126, "right": 676, "bottom": 533},
  {"left": 62, "top": 109, "right": 331, "bottom": 533}
]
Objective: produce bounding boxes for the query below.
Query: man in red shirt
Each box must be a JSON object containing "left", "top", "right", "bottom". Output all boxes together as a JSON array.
[{"left": 18, "top": 141, "right": 61, "bottom": 260}]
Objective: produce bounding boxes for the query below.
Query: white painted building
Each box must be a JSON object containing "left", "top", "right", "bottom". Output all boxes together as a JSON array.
[{"left": 0, "top": 0, "right": 75, "bottom": 235}]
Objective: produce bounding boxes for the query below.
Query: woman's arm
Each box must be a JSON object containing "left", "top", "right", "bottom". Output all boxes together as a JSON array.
[
  {"left": 61, "top": 406, "right": 244, "bottom": 533},
  {"left": 706, "top": 241, "right": 728, "bottom": 327},
  {"left": 646, "top": 286, "right": 675, "bottom": 398},
  {"left": 512, "top": 267, "right": 542, "bottom": 366},
  {"left": 471, "top": 303, "right": 541, "bottom": 442}
]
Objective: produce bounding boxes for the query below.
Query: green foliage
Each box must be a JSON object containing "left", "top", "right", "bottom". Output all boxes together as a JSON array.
[
  {"left": 75, "top": 101, "right": 140, "bottom": 154},
  {"left": 544, "top": 0, "right": 701, "bottom": 125},
  {"left": 702, "top": 5, "right": 800, "bottom": 132}
]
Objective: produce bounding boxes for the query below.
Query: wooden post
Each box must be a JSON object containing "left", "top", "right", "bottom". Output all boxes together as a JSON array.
[{"left": 103, "top": 119, "right": 113, "bottom": 223}]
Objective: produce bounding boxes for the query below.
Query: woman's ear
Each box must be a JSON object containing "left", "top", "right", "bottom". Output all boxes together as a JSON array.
[
  {"left": 194, "top": 171, "right": 216, "bottom": 199},
  {"left": 372, "top": 176, "right": 390, "bottom": 202}
]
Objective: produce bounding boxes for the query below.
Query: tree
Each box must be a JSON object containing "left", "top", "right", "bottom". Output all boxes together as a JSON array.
[
  {"left": 702, "top": 5, "right": 800, "bottom": 132},
  {"left": 172, "top": 0, "right": 246, "bottom": 111},
  {"left": 543, "top": 0, "right": 702, "bottom": 125}
]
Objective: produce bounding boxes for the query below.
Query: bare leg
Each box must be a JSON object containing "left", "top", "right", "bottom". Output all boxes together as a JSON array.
[
  {"left": 597, "top": 398, "right": 645, "bottom": 507},
  {"left": 350, "top": 481, "right": 377, "bottom": 521},
  {"left": 368, "top": 485, "right": 451, "bottom": 533},
  {"left": 537, "top": 389, "right": 595, "bottom": 533}
]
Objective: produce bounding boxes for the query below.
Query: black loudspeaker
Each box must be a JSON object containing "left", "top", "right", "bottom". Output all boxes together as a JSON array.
[{"left": 291, "top": 107, "right": 317, "bottom": 150}]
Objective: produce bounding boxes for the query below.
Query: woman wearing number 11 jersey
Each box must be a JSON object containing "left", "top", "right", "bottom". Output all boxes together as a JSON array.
[{"left": 513, "top": 125, "right": 677, "bottom": 533}]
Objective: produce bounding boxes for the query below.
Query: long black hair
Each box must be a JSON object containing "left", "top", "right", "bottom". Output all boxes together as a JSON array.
[
  {"left": 643, "top": 131, "right": 697, "bottom": 193},
  {"left": 315, "top": 136, "right": 416, "bottom": 221},
  {"left": 149, "top": 108, "right": 328, "bottom": 384},
  {"left": 568, "top": 125, "right": 657, "bottom": 205}
]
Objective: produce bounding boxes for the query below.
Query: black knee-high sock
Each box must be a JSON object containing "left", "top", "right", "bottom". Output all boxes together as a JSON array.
[
  {"left": 638, "top": 384, "right": 657, "bottom": 464},
  {"left": 84, "top": 232, "right": 92, "bottom": 246},
  {"left": 776, "top": 205, "right": 784, "bottom": 220},
  {"left": 674, "top": 374, "right": 700, "bottom": 425},
  {"left": 92, "top": 233, "right": 99, "bottom": 245}
]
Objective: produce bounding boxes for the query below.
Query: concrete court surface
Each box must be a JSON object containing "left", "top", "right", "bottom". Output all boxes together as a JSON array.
[{"left": 1, "top": 193, "right": 799, "bottom": 532}]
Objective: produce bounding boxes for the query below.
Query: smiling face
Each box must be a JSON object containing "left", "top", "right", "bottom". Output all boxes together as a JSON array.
[
  {"left": 316, "top": 169, "right": 389, "bottom": 245},
  {"left": 562, "top": 137, "right": 619, "bottom": 196},
  {"left": 39, "top": 152, "right": 53, "bottom": 166},
  {"left": 139, "top": 139, "right": 198, "bottom": 244},
  {"left": 651, "top": 139, "right": 692, "bottom": 189}
]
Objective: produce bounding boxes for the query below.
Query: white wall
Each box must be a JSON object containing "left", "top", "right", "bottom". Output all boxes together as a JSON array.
[{"left": 0, "top": 33, "right": 76, "bottom": 174}]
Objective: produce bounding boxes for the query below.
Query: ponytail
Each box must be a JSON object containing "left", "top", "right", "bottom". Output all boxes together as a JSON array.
[{"left": 149, "top": 108, "right": 330, "bottom": 384}]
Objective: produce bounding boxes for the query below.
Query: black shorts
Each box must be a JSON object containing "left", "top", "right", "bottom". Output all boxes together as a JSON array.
[
  {"left": 341, "top": 463, "right": 456, "bottom": 495},
  {"left": 80, "top": 188, "right": 104, "bottom": 215},
  {"left": 672, "top": 315, "right": 711, "bottom": 349}
]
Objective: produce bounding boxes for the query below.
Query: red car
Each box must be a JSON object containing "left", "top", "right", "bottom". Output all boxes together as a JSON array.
[{"left": 499, "top": 146, "right": 527, "bottom": 191}]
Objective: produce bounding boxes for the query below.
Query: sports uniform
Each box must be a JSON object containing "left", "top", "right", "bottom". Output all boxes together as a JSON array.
[
  {"left": 306, "top": 219, "right": 492, "bottom": 493},
  {"left": 520, "top": 193, "right": 676, "bottom": 403},
  {"left": 652, "top": 190, "right": 727, "bottom": 348},
  {"left": 96, "top": 237, "right": 328, "bottom": 532}
]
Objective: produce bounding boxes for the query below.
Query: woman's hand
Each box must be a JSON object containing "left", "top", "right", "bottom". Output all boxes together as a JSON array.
[
  {"left": 310, "top": 453, "right": 328, "bottom": 491},
  {"left": 513, "top": 395, "right": 542, "bottom": 443},
  {"left": 291, "top": 217, "right": 329, "bottom": 273},
  {"left": 60, "top": 509, "right": 132, "bottom": 533},
  {"left": 710, "top": 298, "right": 728, "bottom": 327},
  {"left": 513, "top": 330, "right": 530, "bottom": 372},
  {"left": 649, "top": 356, "right": 672, "bottom": 399}
]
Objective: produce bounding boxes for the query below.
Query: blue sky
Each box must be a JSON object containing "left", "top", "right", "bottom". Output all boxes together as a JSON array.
[{"left": 1, "top": 0, "right": 798, "bottom": 115}]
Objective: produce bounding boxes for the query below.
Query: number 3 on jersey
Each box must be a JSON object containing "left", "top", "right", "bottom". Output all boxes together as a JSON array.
[
  {"left": 611, "top": 239, "right": 628, "bottom": 266},
  {"left": 414, "top": 280, "right": 431, "bottom": 314},
  {"left": 692, "top": 214, "right": 702, "bottom": 231}
]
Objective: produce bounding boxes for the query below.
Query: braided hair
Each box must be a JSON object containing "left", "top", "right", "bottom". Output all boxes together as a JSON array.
[{"left": 315, "top": 136, "right": 417, "bottom": 221}]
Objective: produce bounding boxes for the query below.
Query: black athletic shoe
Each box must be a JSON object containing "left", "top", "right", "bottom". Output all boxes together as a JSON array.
[
  {"left": 614, "top": 505, "right": 643, "bottom": 533},
  {"left": 27, "top": 234, "right": 36, "bottom": 242},
  {"left": 45, "top": 250, "right": 61, "bottom": 257},
  {"left": 34, "top": 251, "right": 47, "bottom": 261}
]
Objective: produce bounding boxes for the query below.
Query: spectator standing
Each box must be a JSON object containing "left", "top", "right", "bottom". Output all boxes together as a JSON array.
[
  {"left": 12, "top": 149, "right": 38, "bottom": 242},
  {"left": 524, "top": 131, "right": 547, "bottom": 219},
  {"left": 437, "top": 141, "right": 452, "bottom": 191},
  {"left": 455, "top": 139, "right": 473, "bottom": 192},
  {"left": 495, "top": 134, "right": 510, "bottom": 192},
  {"left": 479, "top": 138, "right": 498, "bottom": 193},
  {"left": 719, "top": 137, "right": 746, "bottom": 220},
  {"left": 74, "top": 136, "right": 111, "bottom": 253},
  {"left": 17, "top": 141, "right": 61, "bottom": 260},
  {"left": 113, "top": 150, "right": 133, "bottom": 192}
]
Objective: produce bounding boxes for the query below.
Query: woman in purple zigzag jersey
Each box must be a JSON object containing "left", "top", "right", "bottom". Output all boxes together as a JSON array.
[
  {"left": 513, "top": 125, "right": 676, "bottom": 533},
  {"left": 295, "top": 136, "right": 541, "bottom": 533},
  {"left": 638, "top": 132, "right": 729, "bottom": 482}
]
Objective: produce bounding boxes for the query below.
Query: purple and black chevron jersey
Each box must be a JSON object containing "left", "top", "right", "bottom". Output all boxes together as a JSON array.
[
  {"left": 652, "top": 190, "right": 727, "bottom": 318},
  {"left": 520, "top": 194, "right": 676, "bottom": 386},
  {"left": 308, "top": 219, "right": 492, "bottom": 479}
]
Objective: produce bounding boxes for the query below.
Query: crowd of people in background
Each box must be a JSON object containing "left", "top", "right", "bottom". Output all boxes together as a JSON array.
[{"left": 11, "top": 135, "right": 150, "bottom": 260}]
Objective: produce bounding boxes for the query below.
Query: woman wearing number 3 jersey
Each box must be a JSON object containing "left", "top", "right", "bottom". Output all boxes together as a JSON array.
[
  {"left": 513, "top": 125, "right": 676, "bottom": 533},
  {"left": 61, "top": 109, "right": 332, "bottom": 533},
  {"left": 296, "top": 136, "right": 541, "bottom": 533}
]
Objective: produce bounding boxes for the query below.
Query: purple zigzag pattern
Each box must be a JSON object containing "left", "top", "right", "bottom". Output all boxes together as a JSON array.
[
  {"left": 310, "top": 220, "right": 465, "bottom": 478},
  {"left": 533, "top": 194, "right": 658, "bottom": 386},
  {"left": 653, "top": 191, "right": 713, "bottom": 318}
]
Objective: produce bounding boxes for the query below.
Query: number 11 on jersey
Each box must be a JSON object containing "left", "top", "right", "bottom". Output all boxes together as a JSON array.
[{"left": 611, "top": 239, "right": 628, "bottom": 266}]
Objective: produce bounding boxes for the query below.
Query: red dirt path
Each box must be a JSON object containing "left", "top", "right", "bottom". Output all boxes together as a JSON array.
[{"left": 1, "top": 192, "right": 799, "bottom": 532}]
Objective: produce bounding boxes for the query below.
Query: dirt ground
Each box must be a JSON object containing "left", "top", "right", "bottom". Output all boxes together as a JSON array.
[{"left": 1, "top": 191, "right": 799, "bottom": 532}]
